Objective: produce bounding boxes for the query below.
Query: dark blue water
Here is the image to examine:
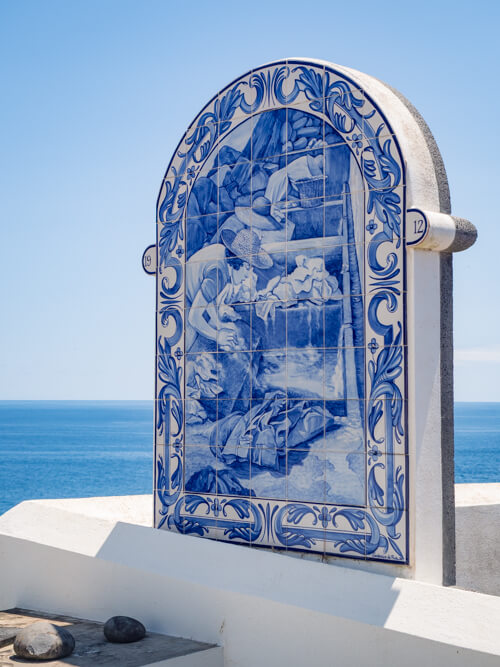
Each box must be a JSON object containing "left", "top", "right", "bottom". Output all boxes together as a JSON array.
[{"left": 0, "top": 401, "right": 498, "bottom": 515}]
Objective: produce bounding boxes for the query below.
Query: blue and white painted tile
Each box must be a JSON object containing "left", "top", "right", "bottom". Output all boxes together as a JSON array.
[
  {"left": 323, "top": 400, "right": 365, "bottom": 453},
  {"left": 366, "top": 398, "right": 406, "bottom": 456},
  {"left": 286, "top": 348, "right": 324, "bottom": 399},
  {"left": 154, "top": 444, "right": 168, "bottom": 490},
  {"left": 155, "top": 60, "right": 407, "bottom": 563},
  {"left": 325, "top": 347, "right": 365, "bottom": 399},
  {"left": 325, "top": 450, "right": 365, "bottom": 506},
  {"left": 357, "top": 96, "right": 396, "bottom": 143},
  {"left": 252, "top": 350, "right": 287, "bottom": 398}
]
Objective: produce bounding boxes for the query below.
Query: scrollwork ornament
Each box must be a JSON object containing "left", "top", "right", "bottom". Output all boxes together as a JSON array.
[{"left": 155, "top": 60, "right": 407, "bottom": 562}]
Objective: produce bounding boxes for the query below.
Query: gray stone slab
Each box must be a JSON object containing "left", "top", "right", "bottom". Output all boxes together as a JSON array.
[{"left": 0, "top": 609, "right": 215, "bottom": 666}]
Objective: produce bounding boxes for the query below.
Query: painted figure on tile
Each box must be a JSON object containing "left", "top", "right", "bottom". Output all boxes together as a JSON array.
[
  {"left": 210, "top": 392, "right": 334, "bottom": 472},
  {"left": 185, "top": 228, "right": 272, "bottom": 353},
  {"left": 265, "top": 152, "right": 324, "bottom": 222},
  {"left": 183, "top": 105, "right": 366, "bottom": 506},
  {"left": 186, "top": 109, "right": 338, "bottom": 258}
]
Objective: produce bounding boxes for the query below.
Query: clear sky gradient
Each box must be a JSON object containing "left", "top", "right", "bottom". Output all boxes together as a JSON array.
[{"left": 0, "top": 0, "right": 498, "bottom": 400}]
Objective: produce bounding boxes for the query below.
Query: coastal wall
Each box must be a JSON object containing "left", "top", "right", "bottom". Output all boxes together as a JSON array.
[{"left": 0, "top": 492, "right": 499, "bottom": 666}]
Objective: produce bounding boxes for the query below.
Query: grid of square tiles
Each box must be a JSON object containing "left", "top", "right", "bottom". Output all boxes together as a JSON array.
[{"left": 154, "top": 61, "right": 408, "bottom": 562}]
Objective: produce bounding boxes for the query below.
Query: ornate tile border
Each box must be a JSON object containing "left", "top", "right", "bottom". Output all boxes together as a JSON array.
[{"left": 153, "top": 60, "right": 408, "bottom": 563}]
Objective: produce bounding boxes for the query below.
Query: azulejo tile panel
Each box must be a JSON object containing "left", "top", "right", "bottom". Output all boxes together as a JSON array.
[{"left": 154, "top": 60, "right": 408, "bottom": 563}]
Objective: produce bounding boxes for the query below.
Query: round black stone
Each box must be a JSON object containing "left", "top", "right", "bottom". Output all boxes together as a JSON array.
[
  {"left": 103, "top": 616, "right": 146, "bottom": 643},
  {"left": 14, "top": 621, "right": 75, "bottom": 660}
]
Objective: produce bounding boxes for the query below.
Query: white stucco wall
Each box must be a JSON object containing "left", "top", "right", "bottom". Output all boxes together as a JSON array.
[
  {"left": 407, "top": 248, "right": 445, "bottom": 584},
  {"left": 0, "top": 494, "right": 499, "bottom": 667}
]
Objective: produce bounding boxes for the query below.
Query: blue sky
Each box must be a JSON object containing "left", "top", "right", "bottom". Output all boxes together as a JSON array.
[{"left": 0, "top": 0, "right": 498, "bottom": 400}]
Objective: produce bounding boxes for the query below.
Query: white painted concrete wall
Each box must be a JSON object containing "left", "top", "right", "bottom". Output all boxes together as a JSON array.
[
  {"left": 1, "top": 495, "right": 500, "bottom": 667},
  {"left": 407, "top": 248, "right": 444, "bottom": 584}
]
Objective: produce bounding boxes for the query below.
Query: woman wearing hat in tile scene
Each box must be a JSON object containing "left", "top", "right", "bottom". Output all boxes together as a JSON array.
[
  {"left": 214, "top": 149, "right": 325, "bottom": 245},
  {"left": 185, "top": 228, "right": 272, "bottom": 353}
]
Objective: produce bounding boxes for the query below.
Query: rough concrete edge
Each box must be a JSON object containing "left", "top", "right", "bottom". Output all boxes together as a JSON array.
[
  {"left": 382, "top": 82, "right": 478, "bottom": 253},
  {"left": 449, "top": 217, "right": 478, "bottom": 253},
  {"left": 440, "top": 253, "right": 456, "bottom": 586}
]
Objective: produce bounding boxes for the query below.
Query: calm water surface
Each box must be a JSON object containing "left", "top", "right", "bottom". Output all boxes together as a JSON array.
[
  {"left": 0, "top": 401, "right": 153, "bottom": 515},
  {"left": 454, "top": 402, "right": 500, "bottom": 483},
  {"left": 0, "top": 401, "right": 498, "bottom": 515}
]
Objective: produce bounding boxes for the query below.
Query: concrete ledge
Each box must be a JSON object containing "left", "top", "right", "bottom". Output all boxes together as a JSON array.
[
  {"left": 1, "top": 495, "right": 499, "bottom": 666},
  {"left": 0, "top": 495, "right": 152, "bottom": 556}
]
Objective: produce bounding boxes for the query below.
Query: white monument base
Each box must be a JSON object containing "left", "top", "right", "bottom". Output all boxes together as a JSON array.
[{"left": 1, "top": 494, "right": 499, "bottom": 667}]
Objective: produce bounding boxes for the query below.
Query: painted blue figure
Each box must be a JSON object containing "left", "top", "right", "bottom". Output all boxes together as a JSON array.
[
  {"left": 210, "top": 392, "right": 334, "bottom": 472},
  {"left": 185, "top": 228, "right": 272, "bottom": 353},
  {"left": 265, "top": 153, "right": 324, "bottom": 222},
  {"left": 182, "top": 105, "right": 365, "bottom": 504}
]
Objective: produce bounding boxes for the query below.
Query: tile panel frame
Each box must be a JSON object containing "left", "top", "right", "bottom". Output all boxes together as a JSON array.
[{"left": 154, "top": 59, "right": 408, "bottom": 564}]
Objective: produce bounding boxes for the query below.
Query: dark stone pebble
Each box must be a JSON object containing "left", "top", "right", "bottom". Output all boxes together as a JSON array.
[
  {"left": 13, "top": 621, "right": 75, "bottom": 660},
  {"left": 103, "top": 616, "right": 146, "bottom": 643}
]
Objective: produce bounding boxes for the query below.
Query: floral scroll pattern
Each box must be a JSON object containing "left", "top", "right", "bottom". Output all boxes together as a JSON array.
[{"left": 154, "top": 60, "right": 407, "bottom": 563}]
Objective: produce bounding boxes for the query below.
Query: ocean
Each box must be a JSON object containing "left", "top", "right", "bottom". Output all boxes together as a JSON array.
[
  {"left": 0, "top": 401, "right": 153, "bottom": 516},
  {"left": 454, "top": 402, "right": 500, "bottom": 483},
  {"left": 0, "top": 401, "right": 498, "bottom": 515}
]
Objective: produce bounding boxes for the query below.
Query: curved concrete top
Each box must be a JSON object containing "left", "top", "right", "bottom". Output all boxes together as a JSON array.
[{"left": 281, "top": 58, "right": 477, "bottom": 252}]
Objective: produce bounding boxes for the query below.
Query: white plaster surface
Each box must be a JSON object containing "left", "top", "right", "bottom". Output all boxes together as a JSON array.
[
  {"left": 407, "top": 248, "right": 444, "bottom": 584},
  {"left": 1, "top": 495, "right": 500, "bottom": 666},
  {"left": 0, "top": 495, "right": 152, "bottom": 556},
  {"left": 455, "top": 483, "right": 500, "bottom": 506},
  {"left": 414, "top": 210, "right": 457, "bottom": 251}
]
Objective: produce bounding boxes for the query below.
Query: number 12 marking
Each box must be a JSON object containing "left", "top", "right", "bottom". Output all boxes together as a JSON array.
[{"left": 414, "top": 218, "right": 425, "bottom": 233}]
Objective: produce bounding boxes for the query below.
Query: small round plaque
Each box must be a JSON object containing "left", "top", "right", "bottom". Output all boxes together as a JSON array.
[
  {"left": 406, "top": 208, "right": 429, "bottom": 246},
  {"left": 142, "top": 245, "right": 157, "bottom": 274}
]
